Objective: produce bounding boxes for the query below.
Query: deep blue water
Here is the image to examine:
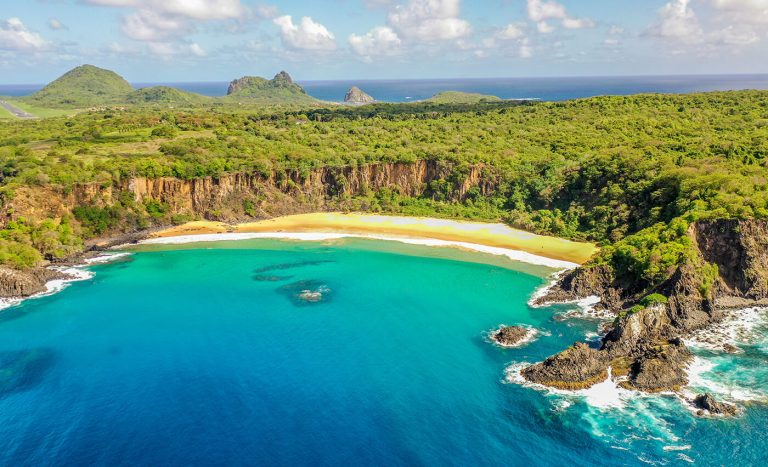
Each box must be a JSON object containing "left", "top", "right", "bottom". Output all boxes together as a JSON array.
[
  {"left": 0, "top": 238, "right": 766, "bottom": 465},
  {"left": 2, "top": 74, "right": 768, "bottom": 102}
]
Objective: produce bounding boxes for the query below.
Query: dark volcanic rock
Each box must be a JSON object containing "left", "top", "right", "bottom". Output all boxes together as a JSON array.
[
  {"left": 693, "top": 393, "right": 739, "bottom": 417},
  {"left": 490, "top": 326, "right": 530, "bottom": 347},
  {"left": 521, "top": 343, "right": 610, "bottom": 390},
  {"left": 0, "top": 267, "right": 66, "bottom": 299},
  {"left": 344, "top": 86, "right": 375, "bottom": 105},
  {"left": 623, "top": 340, "right": 693, "bottom": 392}
]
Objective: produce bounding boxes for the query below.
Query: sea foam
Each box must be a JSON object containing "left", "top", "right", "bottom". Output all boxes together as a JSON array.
[{"left": 0, "top": 252, "right": 130, "bottom": 311}]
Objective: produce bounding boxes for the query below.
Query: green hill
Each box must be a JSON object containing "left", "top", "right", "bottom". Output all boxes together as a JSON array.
[
  {"left": 126, "top": 86, "right": 211, "bottom": 106},
  {"left": 24, "top": 64, "right": 134, "bottom": 109},
  {"left": 224, "top": 71, "right": 319, "bottom": 105},
  {"left": 424, "top": 91, "right": 502, "bottom": 104}
]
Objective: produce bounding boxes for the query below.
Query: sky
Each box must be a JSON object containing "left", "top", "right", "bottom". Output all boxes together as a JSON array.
[{"left": 0, "top": 0, "right": 767, "bottom": 84}]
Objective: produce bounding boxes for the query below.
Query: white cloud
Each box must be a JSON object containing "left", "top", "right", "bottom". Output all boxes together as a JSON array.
[
  {"left": 519, "top": 39, "right": 533, "bottom": 58},
  {"left": 496, "top": 23, "right": 525, "bottom": 41},
  {"left": 650, "top": 0, "right": 704, "bottom": 43},
  {"left": 387, "top": 0, "right": 471, "bottom": 41},
  {"left": 189, "top": 42, "right": 207, "bottom": 56},
  {"left": 536, "top": 21, "right": 554, "bottom": 34},
  {"left": 0, "top": 18, "right": 49, "bottom": 51},
  {"left": 647, "top": 0, "right": 765, "bottom": 49},
  {"left": 609, "top": 25, "right": 624, "bottom": 35},
  {"left": 85, "top": 0, "right": 246, "bottom": 20},
  {"left": 122, "top": 9, "right": 187, "bottom": 41},
  {"left": 86, "top": 0, "right": 255, "bottom": 42},
  {"left": 147, "top": 41, "right": 177, "bottom": 56},
  {"left": 483, "top": 23, "right": 532, "bottom": 59},
  {"left": 273, "top": 15, "right": 336, "bottom": 51},
  {"left": 349, "top": 26, "right": 402, "bottom": 61},
  {"left": 48, "top": 19, "right": 67, "bottom": 30},
  {"left": 527, "top": 0, "right": 594, "bottom": 31}
]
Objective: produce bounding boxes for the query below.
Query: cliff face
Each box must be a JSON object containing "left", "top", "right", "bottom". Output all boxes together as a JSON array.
[
  {"left": 4, "top": 160, "right": 495, "bottom": 225},
  {"left": 120, "top": 160, "right": 494, "bottom": 219},
  {"left": 527, "top": 218, "right": 768, "bottom": 395}
]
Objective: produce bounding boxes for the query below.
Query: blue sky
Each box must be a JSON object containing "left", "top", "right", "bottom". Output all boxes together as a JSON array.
[{"left": 0, "top": 0, "right": 766, "bottom": 84}]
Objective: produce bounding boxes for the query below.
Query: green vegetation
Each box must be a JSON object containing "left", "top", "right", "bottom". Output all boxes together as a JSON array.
[
  {"left": 0, "top": 105, "right": 12, "bottom": 119},
  {"left": 127, "top": 87, "right": 211, "bottom": 106},
  {"left": 23, "top": 65, "right": 133, "bottom": 109},
  {"left": 424, "top": 91, "right": 502, "bottom": 104},
  {"left": 0, "top": 87, "right": 766, "bottom": 288},
  {"left": 224, "top": 71, "right": 319, "bottom": 105}
]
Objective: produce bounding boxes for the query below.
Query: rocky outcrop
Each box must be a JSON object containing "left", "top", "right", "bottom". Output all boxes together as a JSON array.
[
  {"left": 525, "top": 218, "right": 768, "bottom": 394},
  {"left": 692, "top": 393, "right": 739, "bottom": 417},
  {"left": 490, "top": 326, "right": 530, "bottom": 347},
  {"left": 344, "top": 86, "right": 375, "bottom": 105},
  {"left": 0, "top": 267, "right": 65, "bottom": 299},
  {"left": 521, "top": 343, "right": 610, "bottom": 390},
  {"left": 621, "top": 339, "right": 692, "bottom": 392}
]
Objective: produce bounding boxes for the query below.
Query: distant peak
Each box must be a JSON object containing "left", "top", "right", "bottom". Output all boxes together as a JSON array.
[{"left": 344, "top": 86, "right": 375, "bottom": 105}]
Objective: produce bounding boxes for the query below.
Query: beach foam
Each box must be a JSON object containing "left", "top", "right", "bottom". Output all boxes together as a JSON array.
[
  {"left": 504, "top": 363, "right": 635, "bottom": 409},
  {"left": 0, "top": 252, "right": 131, "bottom": 311},
  {"left": 141, "top": 232, "right": 580, "bottom": 269}
]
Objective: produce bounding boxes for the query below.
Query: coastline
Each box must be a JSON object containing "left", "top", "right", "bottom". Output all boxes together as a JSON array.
[{"left": 148, "top": 213, "right": 598, "bottom": 268}]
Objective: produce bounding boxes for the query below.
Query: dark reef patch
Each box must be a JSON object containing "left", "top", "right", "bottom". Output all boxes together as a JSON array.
[
  {"left": 0, "top": 348, "right": 56, "bottom": 396},
  {"left": 254, "top": 260, "right": 334, "bottom": 274},
  {"left": 253, "top": 274, "right": 294, "bottom": 282}
]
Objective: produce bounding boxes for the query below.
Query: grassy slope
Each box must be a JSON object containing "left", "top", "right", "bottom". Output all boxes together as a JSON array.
[
  {"left": 126, "top": 87, "right": 212, "bottom": 106},
  {"left": 22, "top": 64, "right": 134, "bottom": 109},
  {"left": 0, "top": 105, "right": 12, "bottom": 119},
  {"left": 6, "top": 99, "right": 76, "bottom": 118},
  {"left": 425, "top": 91, "right": 503, "bottom": 104}
]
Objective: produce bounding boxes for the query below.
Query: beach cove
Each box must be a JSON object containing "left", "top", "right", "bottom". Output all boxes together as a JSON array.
[{"left": 147, "top": 213, "right": 598, "bottom": 269}]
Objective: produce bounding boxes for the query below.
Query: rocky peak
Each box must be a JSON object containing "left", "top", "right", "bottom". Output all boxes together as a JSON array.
[
  {"left": 344, "top": 86, "right": 375, "bottom": 105},
  {"left": 227, "top": 76, "right": 259, "bottom": 95},
  {"left": 272, "top": 71, "right": 294, "bottom": 86}
]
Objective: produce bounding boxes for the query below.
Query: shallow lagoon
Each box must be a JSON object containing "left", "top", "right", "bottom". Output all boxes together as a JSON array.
[{"left": 0, "top": 238, "right": 765, "bottom": 465}]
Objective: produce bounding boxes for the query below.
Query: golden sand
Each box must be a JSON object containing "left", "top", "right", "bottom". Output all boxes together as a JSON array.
[{"left": 152, "top": 213, "right": 597, "bottom": 265}]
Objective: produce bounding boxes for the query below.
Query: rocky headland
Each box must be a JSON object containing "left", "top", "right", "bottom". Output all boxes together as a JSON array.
[{"left": 524, "top": 218, "right": 768, "bottom": 414}]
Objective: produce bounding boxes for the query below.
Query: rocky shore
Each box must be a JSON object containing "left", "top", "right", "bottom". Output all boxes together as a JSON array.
[{"left": 523, "top": 219, "right": 768, "bottom": 415}]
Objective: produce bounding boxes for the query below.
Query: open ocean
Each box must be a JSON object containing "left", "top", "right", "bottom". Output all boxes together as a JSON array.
[
  {"left": 2, "top": 74, "right": 768, "bottom": 102},
  {"left": 0, "top": 238, "right": 766, "bottom": 465}
]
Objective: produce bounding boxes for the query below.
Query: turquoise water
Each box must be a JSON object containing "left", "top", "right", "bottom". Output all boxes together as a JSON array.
[{"left": 0, "top": 238, "right": 766, "bottom": 465}]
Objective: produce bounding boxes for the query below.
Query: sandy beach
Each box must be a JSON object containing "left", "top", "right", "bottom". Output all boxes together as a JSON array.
[{"left": 151, "top": 213, "right": 597, "bottom": 266}]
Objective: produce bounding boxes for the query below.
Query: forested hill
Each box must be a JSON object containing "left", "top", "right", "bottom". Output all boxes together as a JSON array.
[{"left": 0, "top": 90, "right": 766, "bottom": 294}]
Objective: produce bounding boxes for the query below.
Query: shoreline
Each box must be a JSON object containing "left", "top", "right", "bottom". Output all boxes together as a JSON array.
[{"left": 148, "top": 213, "right": 598, "bottom": 269}]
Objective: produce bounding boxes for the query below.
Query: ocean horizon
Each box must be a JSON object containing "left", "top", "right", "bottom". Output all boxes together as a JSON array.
[{"left": 2, "top": 74, "right": 768, "bottom": 102}]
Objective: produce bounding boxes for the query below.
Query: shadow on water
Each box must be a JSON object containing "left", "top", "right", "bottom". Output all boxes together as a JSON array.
[
  {"left": 254, "top": 260, "right": 334, "bottom": 273},
  {"left": 277, "top": 280, "right": 334, "bottom": 306},
  {"left": 0, "top": 348, "right": 56, "bottom": 397}
]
